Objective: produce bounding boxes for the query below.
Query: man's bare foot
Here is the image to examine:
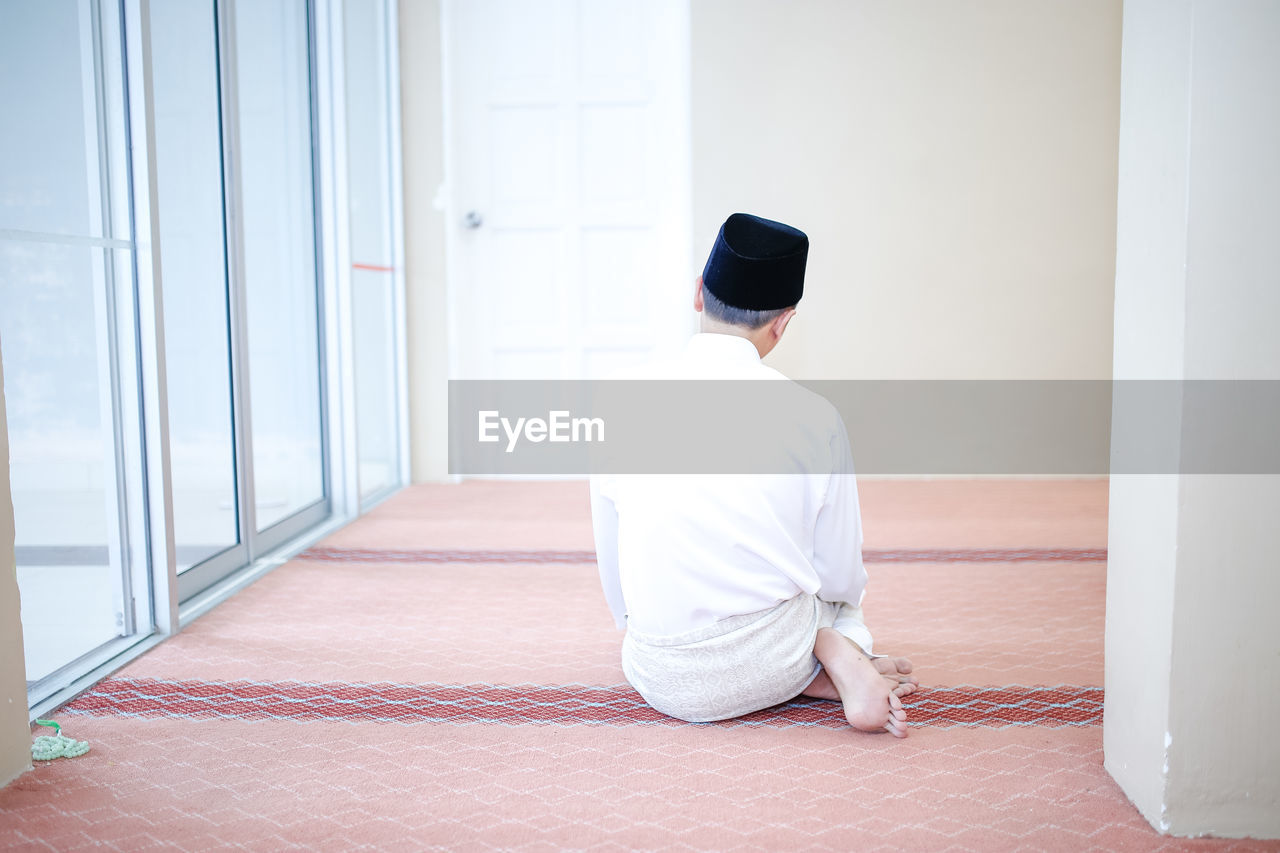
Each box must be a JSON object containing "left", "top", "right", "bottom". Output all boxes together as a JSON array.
[
  {"left": 812, "top": 628, "right": 909, "bottom": 737},
  {"left": 802, "top": 651, "right": 918, "bottom": 701},
  {"left": 873, "top": 656, "right": 919, "bottom": 698}
]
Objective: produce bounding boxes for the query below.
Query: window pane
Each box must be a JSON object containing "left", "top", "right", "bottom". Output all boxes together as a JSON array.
[
  {"left": 0, "top": 242, "right": 131, "bottom": 682},
  {"left": 345, "top": 0, "right": 399, "bottom": 500},
  {"left": 351, "top": 269, "right": 397, "bottom": 499},
  {"left": 0, "top": 0, "right": 106, "bottom": 237},
  {"left": 235, "top": 0, "right": 326, "bottom": 530},
  {"left": 150, "top": 0, "right": 240, "bottom": 571}
]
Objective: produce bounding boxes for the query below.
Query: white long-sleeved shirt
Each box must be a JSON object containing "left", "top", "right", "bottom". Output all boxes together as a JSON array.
[{"left": 589, "top": 333, "right": 868, "bottom": 635}]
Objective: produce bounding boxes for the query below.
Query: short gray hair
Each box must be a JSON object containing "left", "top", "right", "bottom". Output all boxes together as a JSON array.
[{"left": 701, "top": 284, "right": 791, "bottom": 330}]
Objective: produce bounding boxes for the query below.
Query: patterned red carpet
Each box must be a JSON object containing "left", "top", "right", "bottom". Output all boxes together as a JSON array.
[{"left": 2, "top": 480, "right": 1275, "bottom": 851}]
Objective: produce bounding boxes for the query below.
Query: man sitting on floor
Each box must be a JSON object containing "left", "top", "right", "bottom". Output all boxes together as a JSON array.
[{"left": 590, "top": 213, "right": 917, "bottom": 736}]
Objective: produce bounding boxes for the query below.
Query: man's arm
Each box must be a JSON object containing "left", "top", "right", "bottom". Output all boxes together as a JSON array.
[
  {"left": 589, "top": 477, "right": 627, "bottom": 630},
  {"left": 811, "top": 416, "right": 869, "bottom": 610}
]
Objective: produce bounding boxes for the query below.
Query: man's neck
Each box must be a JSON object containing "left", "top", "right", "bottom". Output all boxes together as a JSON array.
[{"left": 698, "top": 318, "right": 771, "bottom": 358}]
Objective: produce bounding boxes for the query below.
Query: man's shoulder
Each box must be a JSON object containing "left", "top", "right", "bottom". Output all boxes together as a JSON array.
[{"left": 760, "top": 368, "right": 845, "bottom": 432}]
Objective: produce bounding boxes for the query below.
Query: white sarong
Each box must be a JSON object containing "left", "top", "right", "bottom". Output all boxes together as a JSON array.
[{"left": 621, "top": 593, "right": 876, "bottom": 723}]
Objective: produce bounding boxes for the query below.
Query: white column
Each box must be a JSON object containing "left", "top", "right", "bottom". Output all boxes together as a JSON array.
[
  {"left": 1106, "top": 0, "right": 1280, "bottom": 838},
  {"left": 0, "top": 339, "right": 33, "bottom": 786},
  {"left": 399, "top": 0, "right": 452, "bottom": 482}
]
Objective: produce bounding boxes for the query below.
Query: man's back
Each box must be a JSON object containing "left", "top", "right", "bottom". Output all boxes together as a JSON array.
[{"left": 590, "top": 332, "right": 867, "bottom": 636}]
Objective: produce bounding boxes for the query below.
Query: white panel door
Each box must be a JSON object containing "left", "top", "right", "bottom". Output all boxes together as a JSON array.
[{"left": 446, "top": 0, "right": 692, "bottom": 379}]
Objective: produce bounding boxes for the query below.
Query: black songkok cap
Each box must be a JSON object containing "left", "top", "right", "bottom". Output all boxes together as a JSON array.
[{"left": 701, "top": 213, "right": 808, "bottom": 311}]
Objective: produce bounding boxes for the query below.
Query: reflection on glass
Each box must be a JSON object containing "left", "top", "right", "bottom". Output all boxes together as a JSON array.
[
  {"left": 345, "top": 0, "right": 399, "bottom": 500},
  {"left": 235, "top": 0, "right": 326, "bottom": 530},
  {"left": 150, "top": 0, "right": 240, "bottom": 571}
]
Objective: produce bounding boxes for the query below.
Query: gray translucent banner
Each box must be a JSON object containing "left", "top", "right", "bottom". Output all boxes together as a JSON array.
[{"left": 448, "top": 380, "right": 1280, "bottom": 475}]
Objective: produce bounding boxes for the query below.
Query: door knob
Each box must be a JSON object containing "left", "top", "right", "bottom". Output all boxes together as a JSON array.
[{"left": 463, "top": 210, "right": 484, "bottom": 229}]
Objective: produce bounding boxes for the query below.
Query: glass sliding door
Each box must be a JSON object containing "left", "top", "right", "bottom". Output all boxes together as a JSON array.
[
  {"left": 234, "top": 0, "right": 328, "bottom": 536},
  {"left": 149, "top": 0, "right": 242, "bottom": 575},
  {"left": 163, "top": 0, "right": 330, "bottom": 602},
  {"left": 2, "top": 0, "right": 406, "bottom": 713},
  {"left": 0, "top": 0, "right": 152, "bottom": 694},
  {"left": 344, "top": 0, "right": 403, "bottom": 505}
]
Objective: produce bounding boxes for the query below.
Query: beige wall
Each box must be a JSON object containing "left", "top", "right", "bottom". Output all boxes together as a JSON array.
[
  {"left": 1106, "top": 0, "right": 1280, "bottom": 838},
  {"left": 404, "top": 1, "right": 1123, "bottom": 478},
  {"left": 0, "top": 342, "right": 32, "bottom": 787},
  {"left": 690, "top": 0, "right": 1121, "bottom": 379},
  {"left": 400, "top": 0, "right": 451, "bottom": 481}
]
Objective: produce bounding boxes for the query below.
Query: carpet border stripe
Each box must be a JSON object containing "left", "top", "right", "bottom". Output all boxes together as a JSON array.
[
  {"left": 297, "top": 547, "right": 1107, "bottom": 565},
  {"left": 63, "top": 678, "right": 1103, "bottom": 729}
]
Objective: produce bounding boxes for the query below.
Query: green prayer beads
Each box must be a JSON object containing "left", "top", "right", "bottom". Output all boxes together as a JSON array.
[{"left": 31, "top": 720, "right": 90, "bottom": 761}]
